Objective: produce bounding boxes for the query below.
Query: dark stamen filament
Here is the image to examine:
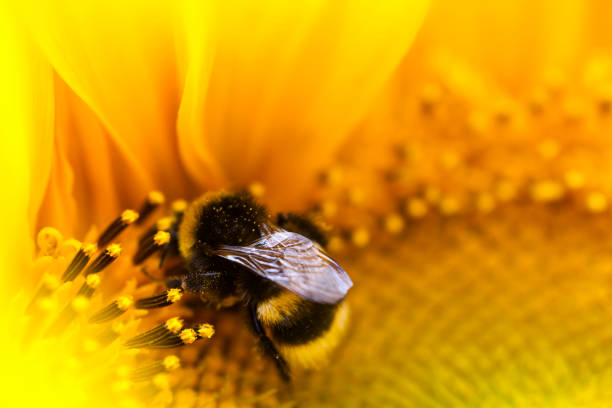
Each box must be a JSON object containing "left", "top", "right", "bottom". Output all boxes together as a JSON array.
[
  {"left": 133, "top": 231, "right": 170, "bottom": 265},
  {"left": 97, "top": 210, "right": 139, "bottom": 247},
  {"left": 136, "top": 191, "right": 165, "bottom": 225}
]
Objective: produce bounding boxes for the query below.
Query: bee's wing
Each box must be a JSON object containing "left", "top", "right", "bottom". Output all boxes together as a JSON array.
[{"left": 214, "top": 227, "right": 353, "bottom": 304}]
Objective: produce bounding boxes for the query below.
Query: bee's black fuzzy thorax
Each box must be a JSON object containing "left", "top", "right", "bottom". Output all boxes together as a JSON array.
[{"left": 196, "top": 192, "right": 268, "bottom": 247}]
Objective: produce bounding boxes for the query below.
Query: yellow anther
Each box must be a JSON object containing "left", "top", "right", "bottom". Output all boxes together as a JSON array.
[
  {"left": 531, "top": 181, "right": 565, "bottom": 203},
  {"left": 111, "top": 321, "right": 125, "bottom": 334},
  {"left": 42, "top": 273, "right": 60, "bottom": 290},
  {"left": 248, "top": 182, "right": 266, "bottom": 198},
  {"left": 323, "top": 166, "right": 343, "bottom": 186},
  {"left": 538, "top": 139, "right": 560, "bottom": 159},
  {"left": 476, "top": 193, "right": 496, "bottom": 214},
  {"left": 153, "top": 374, "right": 170, "bottom": 390},
  {"left": 72, "top": 296, "right": 90, "bottom": 312},
  {"left": 327, "top": 236, "right": 345, "bottom": 253},
  {"left": 564, "top": 171, "right": 585, "bottom": 190},
  {"left": 153, "top": 231, "right": 171, "bottom": 246},
  {"left": 406, "top": 198, "right": 428, "bottom": 219},
  {"left": 171, "top": 199, "right": 188, "bottom": 213},
  {"left": 106, "top": 244, "right": 122, "bottom": 258},
  {"left": 586, "top": 192, "right": 608, "bottom": 213},
  {"left": 148, "top": 191, "right": 165, "bottom": 205},
  {"left": 37, "top": 227, "right": 63, "bottom": 256},
  {"left": 384, "top": 213, "right": 404, "bottom": 235},
  {"left": 321, "top": 200, "right": 338, "bottom": 218},
  {"left": 83, "top": 243, "right": 98, "bottom": 257},
  {"left": 112, "top": 380, "right": 132, "bottom": 393},
  {"left": 166, "top": 288, "right": 183, "bottom": 303},
  {"left": 165, "top": 317, "right": 184, "bottom": 334},
  {"left": 58, "top": 238, "right": 81, "bottom": 259},
  {"left": 197, "top": 323, "right": 215, "bottom": 339},
  {"left": 121, "top": 209, "right": 139, "bottom": 224},
  {"left": 38, "top": 297, "right": 56, "bottom": 312},
  {"left": 347, "top": 187, "right": 366, "bottom": 206},
  {"left": 441, "top": 152, "right": 461, "bottom": 171},
  {"left": 179, "top": 328, "right": 197, "bottom": 344},
  {"left": 86, "top": 274, "right": 101, "bottom": 288},
  {"left": 351, "top": 228, "right": 370, "bottom": 248},
  {"left": 162, "top": 355, "right": 180, "bottom": 371},
  {"left": 156, "top": 217, "right": 173, "bottom": 231},
  {"left": 116, "top": 296, "right": 133, "bottom": 311},
  {"left": 440, "top": 196, "right": 461, "bottom": 216}
]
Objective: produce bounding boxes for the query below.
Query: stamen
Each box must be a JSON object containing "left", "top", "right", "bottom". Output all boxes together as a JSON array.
[
  {"left": 84, "top": 244, "right": 121, "bottom": 275},
  {"left": 124, "top": 317, "right": 184, "bottom": 349},
  {"left": 133, "top": 231, "right": 170, "bottom": 265},
  {"left": 179, "top": 328, "right": 197, "bottom": 344},
  {"left": 196, "top": 323, "right": 215, "bottom": 339},
  {"left": 134, "top": 288, "right": 183, "bottom": 310},
  {"left": 26, "top": 273, "right": 61, "bottom": 313},
  {"left": 89, "top": 296, "right": 133, "bottom": 324},
  {"left": 129, "top": 356, "right": 180, "bottom": 382},
  {"left": 171, "top": 199, "right": 188, "bottom": 215},
  {"left": 136, "top": 191, "right": 165, "bottom": 225},
  {"left": 37, "top": 227, "right": 63, "bottom": 256},
  {"left": 97, "top": 209, "right": 139, "bottom": 247},
  {"left": 97, "top": 321, "right": 125, "bottom": 346},
  {"left": 61, "top": 243, "right": 97, "bottom": 282}
]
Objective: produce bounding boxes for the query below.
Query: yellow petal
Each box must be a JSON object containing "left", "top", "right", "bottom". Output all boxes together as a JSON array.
[
  {"left": 178, "top": 1, "right": 430, "bottom": 209},
  {"left": 17, "top": 0, "right": 189, "bottom": 199}
]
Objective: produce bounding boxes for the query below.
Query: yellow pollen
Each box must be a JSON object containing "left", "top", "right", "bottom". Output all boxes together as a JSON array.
[
  {"left": 384, "top": 213, "right": 404, "bottom": 234},
  {"left": 179, "top": 329, "right": 197, "bottom": 344},
  {"left": 86, "top": 274, "right": 101, "bottom": 288},
  {"left": 38, "top": 297, "right": 56, "bottom": 312},
  {"left": 156, "top": 217, "right": 173, "bottom": 231},
  {"left": 162, "top": 355, "right": 180, "bottom": 371},
  {"left": 197, "top": 323, "right": 215, "bottom": 339},
  {"left": 165, "top": 317, "right": 184, "bottom": 334},
  {"left": 42, "top": 273, "right": 60, "bottom": 290},
  {"left": 406, "top": 198, "right": 428, "bottom": 218},
  {"left": 321, "top": 200, "right": 338, "bottom": 218},
  {"left": 111, "top": 321, "right": 125, "bottom": 334},
  {"left": 171, "top": 199, "right": 188, "bottom": 213},
  {"left": 166, "top": 288, "right": 183, "bottom": 303},
  {"left": 112, "top": 380, "right": 132, "bottom": 393},
  {"left": 496, "top": 180, "right": 517, "bottom": 202},
  {"left": 37, "top": 227, "right": 63, "bottom": 256},
  {"left": 586, "top": 192, "right": 608, "bottom": 213},
  {"left": 83, "top": 243, "right": 98, "bottom": 257},
  {"left": 106, "top": 244, "right": 122, "bottom": 258},
  {"left": 565, "top": 171, "right": 586, "bottom": 190},
  {"left": 154, "top": 231, "right": 171, "bottom": 246},
  {"left": 351, "top": 228, "right": 370, "bottom": 248},
  {"left": 72, "top": 296, "right": 90, "bottom": 312},
  {"left": 58, "top": 238, "right": 81, "bottom": 259},
  {"left": 424, "top": 186, "right": 441, "bottom": 204},
  {"left": 347, "top": 187, "right": 366, "bottom": 206},
  {"left": 116, "top": 296, "right": 133, "bottom": 311},
  {"left": 440, "top": 196, "right": 461, "bottom": 216},
  {"left": 531, "top": 180, "right": 565, "bottom": 203},
  {"left": 121, "top": 209, "right": 139, "bottom": 224},
  {"left": 248, "top": 182, "right": 266, "bottom": 198},
  {"left": 148, "top": 191, "right": 165, "bottom": 205}
]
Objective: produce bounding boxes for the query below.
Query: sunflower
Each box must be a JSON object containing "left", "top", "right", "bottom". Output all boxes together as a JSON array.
[{"left": 4, "top": 1, "right": 612, "bottom": 407}]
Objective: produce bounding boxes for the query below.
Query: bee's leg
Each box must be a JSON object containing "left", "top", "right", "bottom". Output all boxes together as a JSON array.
[{"left": 248, "top": 302, "right": 291, "bottom": 382}]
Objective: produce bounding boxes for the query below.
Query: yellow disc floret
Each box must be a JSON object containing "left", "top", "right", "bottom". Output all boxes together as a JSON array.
[
  {"left": 165, "top": 317, "right": 184, "bottom": 334},
  {"left": 197, "top": 323, "right": 215, "bottom": 339},
  {"left": 120, "top": 209, "right": 139, "bottom": 224},
  {"left": 166, "top": 288, "right": 183, "bottom": 303}
]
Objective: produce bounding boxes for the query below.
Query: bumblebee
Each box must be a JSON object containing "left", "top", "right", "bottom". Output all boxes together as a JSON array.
[{"left": 98, "top": 191, "right": 353, "bottom": 381}]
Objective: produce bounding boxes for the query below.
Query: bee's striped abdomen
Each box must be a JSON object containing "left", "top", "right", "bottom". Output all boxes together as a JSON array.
[{"left": 257, "top": 290, "right": 350, "bottom": 369}]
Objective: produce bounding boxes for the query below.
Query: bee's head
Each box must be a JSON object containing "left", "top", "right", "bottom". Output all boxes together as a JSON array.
[{"left": 178, "top": 191, "right": 268, "bottom": 259}]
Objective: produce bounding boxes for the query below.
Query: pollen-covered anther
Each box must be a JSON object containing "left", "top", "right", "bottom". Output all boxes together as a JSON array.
[
  {"left": 196, "top": 323, "right": 215, "bottom": 339},
  {"left": 405, "top": 198, "right": 428, "bottom": 219},
  {"left": 179, "top": 328, "right": 197, "bottom": 344},
  {"left": 351, "top": 228, "right": 370, "bottom": 248},
  {"left": 129, "top": 356, "right": 180, "bottom": 382},
  {"left": 97, "top": 209, "right": 139, "bottom": 247},
  {"left": 134, "top": 288, "right": 183, "bottom": 309},
  {"left": 133, "top": 231, "right": 170, "bottom": 265},
  {"left": 85, "top": 244, "right": 121, "bottom": 275},
  {"left": 586, "top": 192, "right": 608, "bottom": 213},
  {"left": 165, "top": 317, "right": 184, "bottom": 334},
  {"left": 37, "top": 227, "right": 63, "bottom": 256},
  {"left": 383, "top": 213, "right": 404, "bottom": 235},
  {"left": 86, "top": 274, "right": 101, "bottom": 289},
  {"left": 89, "top": 296, "right": 133, "bottom": 324},
  {"left": 61, "top": 243, "right": 97, "bottom": 282},
  {"left": 531, "top": 180, "right": 565, "bottom": 203},
  {"left": 171, "top": 199, "right": 188, "bottom": 214},
  {"left": 564, "top": 171, "right": 585, "bottom": 190},
  {"left": 124, "top": 317, "right": 185, "bottom": 349},
  {"left": 249, "top": 182, "right": 266, "bottom": 198},
  {"left": 136, "top": 191, "right": 165, "bottom": 225},
  {"left": 163, "top": 355, "right": 180, "bottom": 371}
]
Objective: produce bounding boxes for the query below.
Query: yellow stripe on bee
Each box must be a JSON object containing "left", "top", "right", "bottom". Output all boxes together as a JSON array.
[
  {"left": 256, "top": 291, "right": 302, "bottom": 325},
  {"left": 279, "top": 302, "right": 350, "bottom": 369},
  {"left": 178, "top": 191, "right": 225, "bottom": 259}
]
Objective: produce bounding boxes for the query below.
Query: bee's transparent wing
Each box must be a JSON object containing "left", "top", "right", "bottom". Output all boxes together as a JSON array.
[{"left": 213, "top": 226, "right": 352, "bottom": 304}]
